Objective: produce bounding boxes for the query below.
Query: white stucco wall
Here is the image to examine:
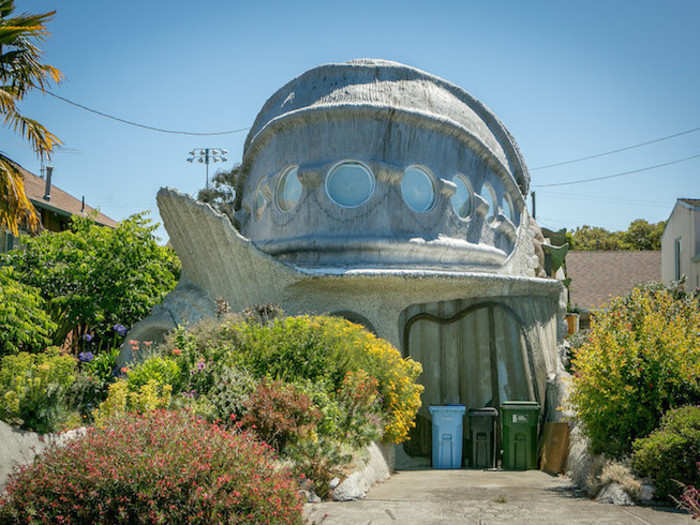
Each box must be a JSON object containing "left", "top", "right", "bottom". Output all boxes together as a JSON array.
[{"left": 661, "top": 200, "right": 700, "bottom": 289}]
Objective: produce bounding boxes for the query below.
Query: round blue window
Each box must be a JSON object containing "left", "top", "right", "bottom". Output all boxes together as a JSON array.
[
  {"left": 450, "top": 175, "right": 472, "bottom": 219},
  {"left": 401, "top": 167, "right": 435, "bottom": 212},
  {"left": 481, "top": 182, "right": 497, "bottom": 220},
  {"left": 326, "top": 162, "right": 374, "bottom": 208},
  {"left": 277, "top": 166, "right": 302, "bottom": 211}
]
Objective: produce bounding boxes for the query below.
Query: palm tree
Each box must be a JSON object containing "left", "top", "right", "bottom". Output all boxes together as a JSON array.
[{"left": 0, "top": 0, "right": 62, "bottom": 235}]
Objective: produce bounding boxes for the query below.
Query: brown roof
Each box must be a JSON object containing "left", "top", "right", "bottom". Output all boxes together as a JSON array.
[
  {"left": 566, "top": 250, "right": 661, "bottom": 311},
  {"left": 679, "top": 198, "right": 700, "bottom": 208},
  {"left": 19, "top": 164, "right": 118, "bottom": 228}
]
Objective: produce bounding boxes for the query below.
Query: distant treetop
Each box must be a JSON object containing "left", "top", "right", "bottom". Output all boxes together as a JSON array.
[{"left": 565, "top": 219, "right": 665, "bottom": 251}]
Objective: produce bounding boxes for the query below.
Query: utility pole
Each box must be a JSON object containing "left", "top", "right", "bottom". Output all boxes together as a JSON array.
[
  {"left": 187, "top": 148, "right": 228, "bottom": 189},
  {"left": 531, "top": 191, "right": 536, "bottom": 219}
]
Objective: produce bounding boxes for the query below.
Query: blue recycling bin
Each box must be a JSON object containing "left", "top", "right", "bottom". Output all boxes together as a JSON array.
[{"left": 429, "top": 404, "right": 466, "bottom": 469}]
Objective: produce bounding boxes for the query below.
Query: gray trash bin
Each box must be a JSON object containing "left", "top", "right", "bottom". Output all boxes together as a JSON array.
[{"left": 468, "top": 407, "right": 498, "bottom": 469}]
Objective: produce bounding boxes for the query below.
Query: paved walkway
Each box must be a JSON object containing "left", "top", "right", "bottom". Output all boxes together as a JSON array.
[{"left": 305, "top": 470, "right": 691, "bottom": 524}]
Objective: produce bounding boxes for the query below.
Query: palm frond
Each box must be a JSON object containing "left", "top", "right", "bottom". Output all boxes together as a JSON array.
[{"left": 0, "top": 154, "right": 39, "bottom": 235}]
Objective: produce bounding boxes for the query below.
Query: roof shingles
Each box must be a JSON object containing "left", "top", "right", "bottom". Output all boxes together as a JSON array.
[
  {"left": 19, "top": 165, "right": 118, "bottom": 228},
  {"left": 566, "top": 250, "right": 661, "bottom": 311}
]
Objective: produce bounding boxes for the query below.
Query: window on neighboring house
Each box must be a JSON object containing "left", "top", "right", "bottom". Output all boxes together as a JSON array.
[{"left": 674, "top": 237, "right": 681, "bottom": 281}]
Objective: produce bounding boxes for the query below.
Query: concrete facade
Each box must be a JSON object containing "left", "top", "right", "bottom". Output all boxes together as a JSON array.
[
  {"left": 124, "top": 59, "right": 566, "bottom": 467},
  {"left": 661, "top": 198, "right": 700, "bottom": 290}
]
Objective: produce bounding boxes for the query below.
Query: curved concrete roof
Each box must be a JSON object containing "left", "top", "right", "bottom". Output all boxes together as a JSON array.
[{"left": 243, "top": 59, "right": 530, "bottom": 195}]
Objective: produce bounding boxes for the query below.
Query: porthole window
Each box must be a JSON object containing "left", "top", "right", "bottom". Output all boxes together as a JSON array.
[
  {"left": 401, "top": 166, "right": 435, "bottom": 212},
  {"left": 481, "top": 182, "right": 498, "bottom": 221},
  {"left": 326, "top": 161, "right": 374, "bottom": 208},
  {"left": 502, "top": 193, "right": 514, "bottom": 222},
  {"left": 277, "top": 166, "right": 302, "bottom": 211},
  {"left": 450, "top": 175, "right": 472, "bottom": 219}
]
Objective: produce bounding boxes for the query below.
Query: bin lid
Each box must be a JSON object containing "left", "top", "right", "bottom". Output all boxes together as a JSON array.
[
  {"left": 468, "top": 407, "right": 498, "bottom": 416},
  {"left": 500, "top": 401, "right": 540, "bottom": 410},
  {"left": 429, "top": 404, "right": 466, "bottom": 414}
]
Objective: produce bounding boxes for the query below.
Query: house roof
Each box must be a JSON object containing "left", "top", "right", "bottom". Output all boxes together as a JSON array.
[
  {"left": 18, "top": 164, "right": 118, "bottom": 228},
  {"left": 566, "top": 250, "right": 661, "bottom": 311},
  {"left": 678, "top": 198, "right": 700, "bottom": 209}
]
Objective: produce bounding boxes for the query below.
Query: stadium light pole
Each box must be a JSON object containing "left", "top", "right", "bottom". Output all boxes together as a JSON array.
[{"left": 186, "top": 148, "right": 228, "bottom": 189}]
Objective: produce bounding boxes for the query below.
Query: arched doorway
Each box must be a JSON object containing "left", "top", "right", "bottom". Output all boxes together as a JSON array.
[{"left": 401, "top": 301, "right": 537, "bottom": 460}]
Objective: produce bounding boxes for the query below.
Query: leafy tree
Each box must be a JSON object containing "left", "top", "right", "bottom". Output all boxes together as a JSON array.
[
  {"left": 0, "top": 265, "right": 56, "bottom": 355},
  {"left": 0, "top": 213, "right": 181, "bottom": 350},
  {"left": 568, "top": 219, "right": 665, "bottom": 251},
  {"left": 619, "top": 218, "right": 665, "bottom": 250},
  {"left": 0, "top": 1, "right": 62, "bottom": 235},
  {"left": 196, "top": 164, "right": 239, "bottom": 225}
]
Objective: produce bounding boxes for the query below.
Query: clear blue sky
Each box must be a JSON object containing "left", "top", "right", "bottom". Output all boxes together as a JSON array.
[{"left": 3, "top": 0, "right": 699, "bottom": 241}]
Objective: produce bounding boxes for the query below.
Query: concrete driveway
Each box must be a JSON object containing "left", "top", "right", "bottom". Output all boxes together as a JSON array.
[{"left": 305, "top": 470, "right": 691, "bottom": 524}]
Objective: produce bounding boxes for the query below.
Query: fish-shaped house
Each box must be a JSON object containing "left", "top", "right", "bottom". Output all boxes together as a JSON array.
[{"left": 126, "top": 59, "right": 566, "bottom": 467}]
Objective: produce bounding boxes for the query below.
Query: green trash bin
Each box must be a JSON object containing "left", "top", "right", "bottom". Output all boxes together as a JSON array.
[{"left": 500, "top": 401, "right": 540, "bottom": 470}]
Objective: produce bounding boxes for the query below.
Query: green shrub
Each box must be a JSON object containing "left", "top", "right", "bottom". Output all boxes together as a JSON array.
[
  {"left": 205, "top": 365, "right": 257, "bottom": 422},
  {"left": 0, "top": 410, "right": 304, "bottom": 524},
  {"left": 125, "top": 354, "right": 180, "bottom": 391},
  {"left": 569, "top": 285, "right": 700, "bottom": 457},
  {"left": 84, "top": 347, "right": 120, "bottom": 390},
  {"left": 0, "top": 213, "right": 180, "bottom": 349},
  {"left": 0, "top": 266, "right": 56, "bottom": 356},
  {"left": 0, "top": 349, "right": 77, "bottom": 432},
  {"left": 632, "top": 406, "right": 700, "bottom": 501}
]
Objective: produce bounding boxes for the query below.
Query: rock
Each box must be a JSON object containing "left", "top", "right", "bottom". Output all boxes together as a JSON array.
[
  {"left": 596, "top": 483, "right": 634, "bottom": 506},
  {"left": 332, "top": 442, "right": 392, "bottom": 501},
  {"left": 329, "top": 477, "right": 340, "bottom": 489},
  {"left": 639, "top": 483, "right": 655, "bottom": 503},
  {"left": 307, "top": 491, "right": 321, "bottom": 504}
]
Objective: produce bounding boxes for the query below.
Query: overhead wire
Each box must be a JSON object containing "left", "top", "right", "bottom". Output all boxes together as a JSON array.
[
  {"left": 530, "top": 126, "right": 700, "bottom": 170},
  {"left": 45, "top": 90, "right": 250, "bottom": 136},
  {"left": 533, "top": 152, "right": 700, "bottom": 187}
]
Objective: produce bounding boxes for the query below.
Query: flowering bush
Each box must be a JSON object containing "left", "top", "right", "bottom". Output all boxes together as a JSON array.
[
  {"left": 632, "top": 405, "right": 700, "bottom": 501},
  {"left": 0, "top": 348, "right": 76, "bottom": 432},
  {"left": 0, "top": 266, "right": 56, "bottom": 356},
  {"left": 241, "top": 379, "right": 321, "bottom": 453},
  {"left": 0, "top": 410, "right": 304, "bottom": 524},
  {"left": 569, "top": 285, "right": 700, "bottom": 457},
  {"left": 160, "top": 314, "right": 423, "bottom": 443}
]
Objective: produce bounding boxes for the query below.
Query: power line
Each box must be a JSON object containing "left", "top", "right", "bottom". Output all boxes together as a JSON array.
[
  {"left": 531, "top": 126, "right": 700, "bottom": 170},
  {"left": 45, "top": 90, "right": 250, "bottom": 136},
  {"left": 534, "top": 152, "right": 700, "bottom": 188}
]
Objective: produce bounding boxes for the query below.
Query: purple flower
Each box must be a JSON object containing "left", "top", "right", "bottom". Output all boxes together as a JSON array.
[
  {"left": 82, "top": 333, "right": 93, "bottom": 343},
  {"left": 196, "top": 361, "right": 205, "bottom": 371},
  {"left": 113, "top": 324, "right": 127, "bottom": 336},
  {"left": 78, "top": 351, "right": 95, "bottom": 363}
]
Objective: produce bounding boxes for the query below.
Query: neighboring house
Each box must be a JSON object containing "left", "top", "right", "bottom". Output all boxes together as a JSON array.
[
  {"left": 566, "top": 250, "right": 661, "bottom": 327},
  {"left": 0, "top": 163, "right": 118, "bottom": 253},
  {"left": 661, "top": 198, "right": 700, "bottom": 290}
]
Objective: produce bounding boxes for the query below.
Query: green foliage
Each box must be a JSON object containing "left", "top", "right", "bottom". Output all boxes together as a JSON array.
[
  {"left": 125, "top": 354, "right": 180, "bottom": 392},
  {"left": 204, "top": 365, "right": 257, "bottom": 422},
  {"left": 632, "top": 406, "right": 700, "bottom": 501},
  {"left": 84, "top": 347, "right": 120, "bottom": 391},
  {"left": 0, "top": 266, "right": 56, "bottom": 356},
  {"left": 197, "top": 165, "right": 239, "bottom": 226},
  {"left": 568, "top": 219, "right": 665, "bottom": 251},
  {"left": 0, "top": 213, "right": 180, "bottom": 348},
  {"left": 569, "top": 285, "right": 700, "bottom": 457},
  {"left": 0, "top": 410, "right": 304, "bottom": 524},
  {"left": 0, "top": 348, "right": 76, "bottom": 432}
]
